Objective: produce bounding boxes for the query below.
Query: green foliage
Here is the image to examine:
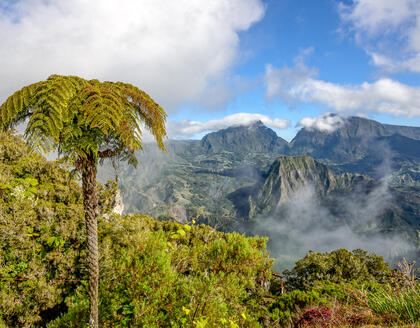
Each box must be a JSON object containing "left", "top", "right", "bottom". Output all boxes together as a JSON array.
[
  {"left": 269, "top": 289, "right": 328, "bottom": 326},
  {"left": 46, "top": 215, "right": 273, "bottom": 327},
  {"left": 0, "top": 133, "right": 85, "bottom": 327},
  {"left": 367, "top": 283, "right": 420, "bottom": 325},
  {"left": 0, "top": 74, "right": 167, "bottom": 165},
  {"left": 283, "top": 248, "right": 391, "bottom": 291},
  {"left": 0, "top": 133, "right": 119, "bottom": 327},
  {"left": 2, "top": 133, "right": 419, "bottom": 328},
  {"left": 0, "top": 133, "right": 274, "bottom": 327}
]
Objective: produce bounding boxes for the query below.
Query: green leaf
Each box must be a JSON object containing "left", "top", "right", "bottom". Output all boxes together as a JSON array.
[
  {"left": 47, "top": 236, "right": 56, "bottom": 246},
  {"left": 177, "top": 229, "right": 185, "bottom": 237}
]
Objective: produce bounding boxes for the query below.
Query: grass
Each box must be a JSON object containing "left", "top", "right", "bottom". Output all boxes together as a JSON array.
[{"left": 367, "top": 284, "right": 420, "bottom": 325}]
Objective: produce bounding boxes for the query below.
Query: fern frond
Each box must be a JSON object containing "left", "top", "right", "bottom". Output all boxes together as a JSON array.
[
  {"left": 0, "top": 81, "right": 42, "bottom": 130},
  {"left": 1, "top": 74, "right": 167, "bottom": 166}
]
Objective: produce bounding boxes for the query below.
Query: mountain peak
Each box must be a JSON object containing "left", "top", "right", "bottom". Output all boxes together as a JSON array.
[
  {"left": 200, "top": 121, "right": 288, "bottom": 154},
  {"left": 248, "top": 120, "right": 264, "bottom": 127}
]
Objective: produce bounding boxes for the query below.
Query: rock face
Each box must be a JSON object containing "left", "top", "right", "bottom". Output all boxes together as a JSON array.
[
  {"left": 102, "top": 188, "right": 125, "bottom": 220},
  {"left": 248, "top": 156, "right": 370, "bottom": 218},
  {"left": 170, "top": 205, "right": 187, "bottom": 223},
  {"left": 112, "top": 189, "right": 124, "bottom": 215}
]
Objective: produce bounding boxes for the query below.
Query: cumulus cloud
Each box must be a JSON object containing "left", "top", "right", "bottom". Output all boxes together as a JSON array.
[
  {"left": 297, "top": 113, "right": 345, "bottom": 132},
  {"left": 264, "top": 62, "right": 420, "bottom": 117},
  {"left": 167, "top": 113, "right": 289, "bottom": 138},
  {"left": 339, "top": 0, "right": 420, "bottom": 72},
  {"left": 0, "top": 0, "right": 265, "bottom": 110}
]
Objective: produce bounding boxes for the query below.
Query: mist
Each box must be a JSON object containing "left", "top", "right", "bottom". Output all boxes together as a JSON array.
[
  {"left": 248, "top": 178, "right": 415, "bottom": 272},
  {"left": 246, "top": 138, "right": 418, "bottom": 271}
]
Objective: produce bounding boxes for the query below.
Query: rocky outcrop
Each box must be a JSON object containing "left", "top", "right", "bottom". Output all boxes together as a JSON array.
[{"left": 248, "top": 155, "right": 371, "bottom": 218}]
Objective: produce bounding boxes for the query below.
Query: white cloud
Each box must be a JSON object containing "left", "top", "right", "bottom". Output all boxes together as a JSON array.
[
  {"left": 339, "top": 0, "right": 420, "bottom": 72},
  {"left": 167, "top": 113, "right": 289, "bottom": 138},
  {"left": 297, "top": 113, "right": 345, "bottom": 132},
  {"left": 0, "top": 0, "right": 265, "bottom": 110},
  {"left": 264, "top": 63, "right": 420, "bottom": 117}
]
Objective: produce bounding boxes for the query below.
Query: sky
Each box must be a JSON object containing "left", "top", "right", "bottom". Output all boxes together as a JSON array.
[{"left": 1, "top": 0, "right": 420, "bottom": 141}]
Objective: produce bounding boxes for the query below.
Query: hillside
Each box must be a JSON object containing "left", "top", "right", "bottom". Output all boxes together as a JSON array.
[
  {"left": 98, "top": 122, "right": 284, "bottom": 227},
  {"left": 241, "top": 155, "right": 419, "bottom": 268},
  {"left": 98, "top": 116, "right": 419, "bottom": 220}
]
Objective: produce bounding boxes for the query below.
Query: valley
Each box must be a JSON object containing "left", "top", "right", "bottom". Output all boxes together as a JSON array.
[{"left": 98, "top": 115, "right": 420, "bottom": 268}]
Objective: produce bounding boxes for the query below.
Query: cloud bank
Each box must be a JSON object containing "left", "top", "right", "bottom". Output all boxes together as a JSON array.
[
  {"left": 297, "top": 113, "right": 345, "bottom": 132},
  {"left": 264, "top": 63, "right": 420, "bottom": 117},
  {"left": 251, "top": 181, "right": 414, "bottom": 271},
  {"left": 339, "top": 0, "right": 420, "bottom": 73},
  {"left": 168, "top": 113, "right": 289, "bottom": 138},
  {"left": 0, "top": 0, "right": 265, "bottom": 110}
]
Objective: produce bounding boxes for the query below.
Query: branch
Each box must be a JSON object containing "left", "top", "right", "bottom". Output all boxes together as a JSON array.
[{"left": 98, "top": 149, "right": 121, "bottom": 158}]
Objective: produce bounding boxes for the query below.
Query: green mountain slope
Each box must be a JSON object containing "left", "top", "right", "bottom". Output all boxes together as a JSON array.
[{"left": 98, "top": 122, "right": 287, "bottom": 227}]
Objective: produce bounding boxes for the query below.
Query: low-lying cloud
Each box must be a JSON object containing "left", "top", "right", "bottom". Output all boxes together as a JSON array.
[
  {"left": 264, "top": 63, "right": 420, "bottom": 117},
  {"left": 251, "top": 181, "right": 414, "bottom": 272},
  {"left": 167, "top": 113, "right": 289, "bottom": 138},
  {"left": 246, "top": 140, "right": 415, "bottom": 271},
  {"left": 297, "top": 113, "right": 345, "bottom": 132}
]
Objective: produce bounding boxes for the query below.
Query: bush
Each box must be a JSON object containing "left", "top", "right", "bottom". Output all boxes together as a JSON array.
[
  {"left": 283, "top": 249, "right": 391, "bottom": 291},
  {"left": 47, "top": 215, "right": 273, "bottom": 327},
  {"left": 0, "top": 133, "right": 275, "bottom": 327},
  {"left": 268, "top": 289, "right": 329, "bottom": 326}
]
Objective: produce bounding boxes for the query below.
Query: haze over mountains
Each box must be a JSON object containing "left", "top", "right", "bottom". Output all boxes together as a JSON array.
[{"left": 98, "top": 115, "right": 420, "bottom": 268}]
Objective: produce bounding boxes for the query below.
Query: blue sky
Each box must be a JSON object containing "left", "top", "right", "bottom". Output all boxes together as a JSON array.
[{"left": 1, "top": 0, "right": 420, "bottom": 141}]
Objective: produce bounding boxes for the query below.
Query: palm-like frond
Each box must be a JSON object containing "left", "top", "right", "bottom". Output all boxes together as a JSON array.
[{"left": 0, "top": 75, "right": 167, "bottom": 164}]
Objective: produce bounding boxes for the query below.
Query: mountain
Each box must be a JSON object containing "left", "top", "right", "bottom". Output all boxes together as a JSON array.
[
  {"left": 245, "top": 155, "right": 419, "bottom": 235},
  {"left": 201, "top": 120, "right": 288, "bottom": 154},
  {"left": 97, "top": 118, "right": 419, "bottom": 265},
  {"left": 288, "top": 116, "right": 420, "bottom": 183},
  {"left": 98, "top": 117, "right": 420, "bottom": 222},
  {"left": 233, "top": 155, "right": 419, "bottom": 268},
  {"left": 98, "top": 121, "right": 290, "bottom": 226}
]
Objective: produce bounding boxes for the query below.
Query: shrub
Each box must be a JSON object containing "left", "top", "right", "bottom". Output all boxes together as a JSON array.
[{"left": 283, "top": 249, "right": 391, "bottom": 291}]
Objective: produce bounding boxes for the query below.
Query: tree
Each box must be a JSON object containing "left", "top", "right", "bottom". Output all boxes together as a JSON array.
[
  {"left": 283, "top": 249, "right": 390, "bottom": 291},
  {"left": 0, "top": 74, "right": 167, "bottom": 327}
]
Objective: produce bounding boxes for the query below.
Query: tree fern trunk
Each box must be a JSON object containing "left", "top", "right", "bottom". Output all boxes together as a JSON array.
[{"left": 82, "top": 156, "right": 99, "bottom": 328}]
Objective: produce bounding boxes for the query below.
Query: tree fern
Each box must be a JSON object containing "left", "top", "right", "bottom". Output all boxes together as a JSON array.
[{"left": 0, "top": 74, "right": 167, "bottom": 328}]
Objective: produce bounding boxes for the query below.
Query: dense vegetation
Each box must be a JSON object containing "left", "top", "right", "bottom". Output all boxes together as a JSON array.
[
  {"left": 1, "top": 133, "right": 419, "bottom": 327},
  {"left": 0, "top": 74, "right": 169, "bottom": 327}
]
